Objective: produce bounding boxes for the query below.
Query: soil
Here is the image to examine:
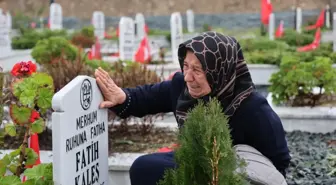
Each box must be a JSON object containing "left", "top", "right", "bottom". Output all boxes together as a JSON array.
[{"left": 1, "top": 124, "right": 178, "bottom": 155}]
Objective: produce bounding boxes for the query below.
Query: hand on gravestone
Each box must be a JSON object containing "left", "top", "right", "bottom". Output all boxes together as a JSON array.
[{"left": 95, "top": 67, "right": 126, "bottom": 108}]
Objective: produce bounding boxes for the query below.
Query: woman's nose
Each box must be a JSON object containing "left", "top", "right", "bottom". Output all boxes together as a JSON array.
[{"left": 184, "top": 71, "right": 194, "bottom": 82}]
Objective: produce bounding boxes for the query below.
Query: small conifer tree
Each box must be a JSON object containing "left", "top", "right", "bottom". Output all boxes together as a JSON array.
[{"left": 158, "top": 98, "right": 248, "bottom": 185}]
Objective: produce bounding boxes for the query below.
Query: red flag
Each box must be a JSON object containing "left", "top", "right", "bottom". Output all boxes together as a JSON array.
[
  {"left": 158, "top": 143, "right": 179, "bottom": 153},
  {"left": 90, "top": 37, "right": 102, "bottom": 60},
  {"left": 134, "top": 35, "right": 151, "bottom": 63},
  {"left": 297, "top": 28, "right": 321, "bottom": 52},
  {"left": 47, "top": 18, "right": 50, "bottom": 29},
  {"left": 104, "top": 32, "right": 112, "bottom": 39},
  {"left": 145, "top": 24, "right": 149, "bottom": 34},
  {"left": 312, "top": 28, "right": 321, "bottom": 45},
  {"left": 157, "top": 147, "right": 173, "bottom": 153},
  {"left": 22, "top": 133, "right": 41, "bottom": 182},
  {"left": 261, "top": 0, "right": 272, "bottom": 25},
  {"left": 275, "top": 20, "right": 284, "bottom": 38},
  {"left": 305, "top": 9, "right": 325, "bottom": 30},
  {"left": 30, "top": 22, "right": 36, "bottom": 29}
]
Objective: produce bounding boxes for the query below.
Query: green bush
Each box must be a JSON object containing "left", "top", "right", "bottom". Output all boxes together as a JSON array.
[
  {"left": 11, "top": 29, "right": 69, "bottom": 49},
  {"left": 302, "top": 27, "right": 329, "bottom": 36},
  {"left": 244, "top": 50, "right": 291, "bottom": 65},
  {"left": 80, "top": 26, "right": 95, "bottom": 38},
  {"left": 31, "top": 36, "right": 78, "bottom": 64},
  {"left": 240, "top": 37, "right": 290, "bottom": 52},
  {"left": 158, "top": 98, "right": 247, "bottom": 185},
  {"left": 239, "top": 38, "right": 294, "bottom": 65},
  {"left": 240, "top": 37, "right": 336, "bottom": 65},
  {"left": 148, "top": 29, "right": 170, "bottom": 36},
  {"left": 39, "top": 29, "right": 68, "bottom": 39},
  {"left": 288, "top": 43, "right": 336, "bottom": 64},
  {"left": 277, "top": 30, "right": 314, "bottom": 46},
  {"left": 11, "top": 37, "right": 37, "bottom": 49},
  {"left": 11, "top": 29, "right": 41, "bottom": 49},
  {"left": 166, "top": 33, "right": 171, "bottom": 43},
  {"left": 70, "top": 26, "right": 96, "bottom": 48},
  {"left": 109, "top": 61, "right": 161, "bottom": 88},
  {"left": 85, "top": 59, "right": 114, "bottom": 71},
  {"left": 269, "top": 55, "right": 336, "bottom": 107}
]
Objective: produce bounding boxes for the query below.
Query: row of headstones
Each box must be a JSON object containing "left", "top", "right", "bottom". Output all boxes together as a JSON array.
[
  {"left": 293, "top": 6, "right": 331, "bottom": 33},
  {"left": 49, "top": 2, "right": 194, "bottom": 63},
  {"left": 118, "top": 11, "right": 194, "bottom": 63},
  {"left": 0, "top": 9, "right": 12, "bottom": 58},
  {"left": 267, "top": 5, "right": 331, "bottom": 41}
]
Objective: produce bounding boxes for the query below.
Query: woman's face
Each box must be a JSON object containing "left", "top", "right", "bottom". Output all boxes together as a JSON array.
[{"left": 183, "top": 50, "right": 211, "bottom": 98}]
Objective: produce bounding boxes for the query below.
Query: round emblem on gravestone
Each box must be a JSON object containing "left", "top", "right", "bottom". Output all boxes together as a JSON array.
[{"left": 80, "top": 79, "right": 92, "bottom": 110}]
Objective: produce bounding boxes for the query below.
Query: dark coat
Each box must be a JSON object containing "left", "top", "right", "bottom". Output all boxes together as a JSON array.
[{"left": 111, "top": 72, "right": 291, "bottom": 175}]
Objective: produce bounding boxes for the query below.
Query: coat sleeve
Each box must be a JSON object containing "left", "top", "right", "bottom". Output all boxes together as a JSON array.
[
  {"left": 109, "top": 80, "right": 173, "bottom": 118},
  {"left": 251, "top": 105, "right": 291, "bottom": 176}
]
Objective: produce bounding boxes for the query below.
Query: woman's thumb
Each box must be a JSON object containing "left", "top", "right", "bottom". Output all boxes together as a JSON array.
[{"left": 99, "top": 101, "right": 115, "bottom": 108}]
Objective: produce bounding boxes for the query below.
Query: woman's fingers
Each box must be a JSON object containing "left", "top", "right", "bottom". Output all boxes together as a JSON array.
[
  {"left": 98, "top": 67, "right": 110, "bottom": 79},
  {"left": 99, "top": 101, "right": 115, "bottom": 108},
  {"left": 96, "top": 77, "right": 109, "bottom": 94},
  {"left": 97, "top": 69, "right": 113, "bottom": 85},
  {"left": 99, "top": 67, "right": 110, "bottom": 77}
]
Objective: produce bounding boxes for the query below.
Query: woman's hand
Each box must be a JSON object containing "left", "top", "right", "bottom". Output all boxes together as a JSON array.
[{"left": 94, "top": 67, "right": 126, "bottom": 108}]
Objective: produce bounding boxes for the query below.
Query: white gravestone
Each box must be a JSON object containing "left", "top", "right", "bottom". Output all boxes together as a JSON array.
[
  {"left": 52, "top": 76, "right": 109, "bottom": 185},
  {"left": 135, "top": 13, "right": 145, "bottom": 40},
  {"left": 296, "top": 7, "right": 302, "bottom": 33},
  {"left": 186, "top": 9, "right": 195, "bottom": 33},
  {"left": 50, "top": 3, "right": 63, "bottom": 30},
  {"left": 0, "top": 9, "right": 12, "bottom": 58},
  {"left": 119, "top": 17, "right": 135, "bottom": 61},
  {"left": 170, "top": 12, "right": 183, "bottom": 64},
  {"left": 326, "top": 5, "right": 331, "bottom": 29},
  {"left": 6, "top": 12, "right": 11, "bottom": 31},
  {"left": 93, "top": 11, "right": 105, "bottom": 40}
]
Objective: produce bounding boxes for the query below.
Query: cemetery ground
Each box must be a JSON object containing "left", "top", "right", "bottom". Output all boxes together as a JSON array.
[
  {"left": 2, "top": 113, "right": 336, "bottom": 184},
  {"left": 2, "top": 116, "right": 179, "bottom": 154},
  {"left": 1, "top": 95, "right": 336, "bottom": 184}
]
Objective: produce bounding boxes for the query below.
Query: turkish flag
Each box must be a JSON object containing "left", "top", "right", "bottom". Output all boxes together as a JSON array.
[
  {"left": 158, "top": 143, "right": 179, "bottom": 153},
  {"left": 275, "top": 20, "right": 284, "bottom": 38},
  {"left": 90, "top": 37, "right": 102, "bottom": 60},
  {"left": 305, "top": 9, "right": 325, "bottom": 30},
  {"left": 145, "top": 24, "right": 149, "bottom": 34},
  {"left": 104, "top": 31, "right": 112, "bottom": 39},
  {"left": 47, "top": 18, "right": 50, "bottom": 29},
  {"left": 297, "top": 28, "right": 321, "bottom": 52},
  {"left": 261, "top": 0, "right": 272, "bottom": 25},
  {"left": 134, "top": 35, "right": 151, "bottom": 63}
]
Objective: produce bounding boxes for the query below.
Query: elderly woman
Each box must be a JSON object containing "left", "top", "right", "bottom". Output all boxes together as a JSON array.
[{"left": 95, "top": 31, "right": 291, "bottom": 185}]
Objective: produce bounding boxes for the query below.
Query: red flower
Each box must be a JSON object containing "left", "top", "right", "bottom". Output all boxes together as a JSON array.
[
  {"left": 11, "top": 61, "right": 37, "bottom": 77},
  {"left": 30, "top": 110, "right": 40, "bottom": 123}
]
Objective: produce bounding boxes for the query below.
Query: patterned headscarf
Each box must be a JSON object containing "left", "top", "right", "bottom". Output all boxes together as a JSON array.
[{"left": 175, "top": 31, "right": 255, "bottom": 127}]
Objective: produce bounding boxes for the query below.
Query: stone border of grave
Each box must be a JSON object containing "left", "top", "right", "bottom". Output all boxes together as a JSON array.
[{"left": 266, "top": 93, "right": 336, "bottom": 134}]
